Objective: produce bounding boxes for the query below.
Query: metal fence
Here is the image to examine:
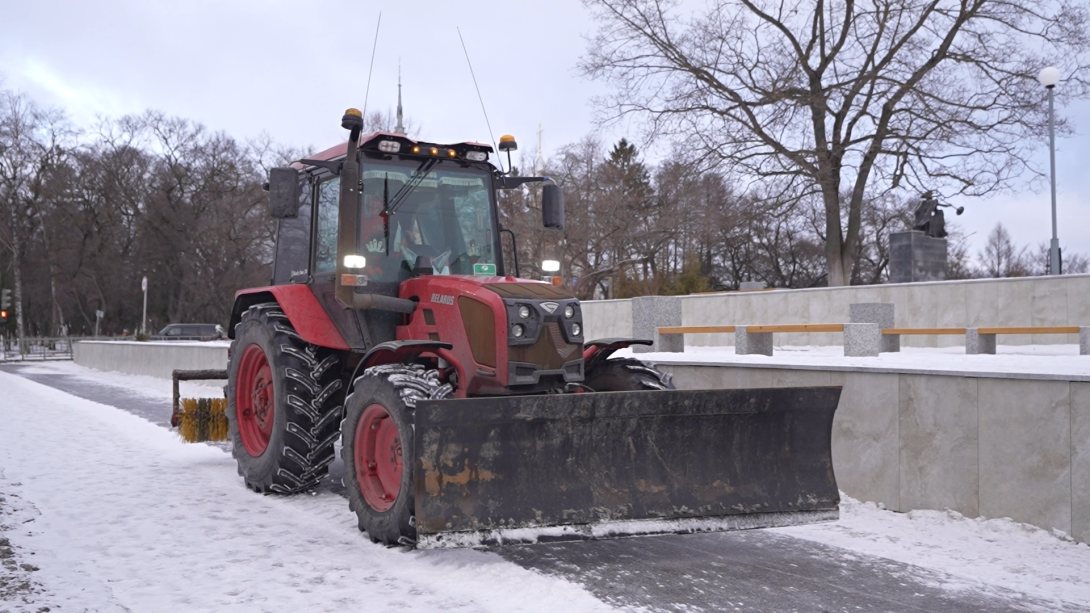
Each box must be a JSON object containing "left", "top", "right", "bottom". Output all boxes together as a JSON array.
[{"left": 0, "top": 336, "right": 77, "bottom": 361}]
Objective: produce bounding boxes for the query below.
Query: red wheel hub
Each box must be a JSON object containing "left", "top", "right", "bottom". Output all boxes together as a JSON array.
[
  {"left": 236, "top": 344, "right": 275, "bottom": 456},
  {"left": 355, "top": 403, "right": 403, "bottom": 512}
]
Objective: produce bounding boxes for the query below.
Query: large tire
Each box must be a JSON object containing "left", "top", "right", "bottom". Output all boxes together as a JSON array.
[
  {"left": 341, "top": 364, "right": 451, "bottom": 546},
  {"left": 584, "top": 357, "right": 675, "bottom": 392},
  {"left": 226, "top": 303, "right": 344, "bottom": 494}
]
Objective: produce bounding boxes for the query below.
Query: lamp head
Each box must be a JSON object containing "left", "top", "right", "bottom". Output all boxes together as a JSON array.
[{"left": 1038, "top": 66, "right": 1061, "bottom": 88}]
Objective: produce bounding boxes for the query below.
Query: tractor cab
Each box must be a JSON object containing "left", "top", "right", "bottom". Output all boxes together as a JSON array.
[{"left": 261, "top": 121, "right": 567, "bottom": 361}]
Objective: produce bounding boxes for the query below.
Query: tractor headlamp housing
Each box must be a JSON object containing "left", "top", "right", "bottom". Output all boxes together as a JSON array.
[
  {"left": 377, "top": 140, "right": 401, "bottom": 154},
  {"left": 360, "top": 134, "right": 493, "bottom": 164}
]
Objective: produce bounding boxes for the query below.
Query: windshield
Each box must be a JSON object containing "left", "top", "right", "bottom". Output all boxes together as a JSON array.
[
  {"left": 366, "top": 160, "right": 500, "bottom": 281},
  {"left": 315, "top": 159, "right": 499, "bottom": 283}
]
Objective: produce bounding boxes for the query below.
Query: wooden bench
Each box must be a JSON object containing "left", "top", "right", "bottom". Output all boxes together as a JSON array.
[
  {"left": 967, "top": 326, "right": 1086, "bottom": 355},
  {"left": 657, "top": 323, "right": 1089, "bottom": 356},
  {"left": 656, "top": 322, "right": 880, "bottom": 356},
  {"left": 881, "top": 327, "right": 967, "bottom": 336},
  {"left": 655, "top": 325, "right": 735, "bottom": 353}
]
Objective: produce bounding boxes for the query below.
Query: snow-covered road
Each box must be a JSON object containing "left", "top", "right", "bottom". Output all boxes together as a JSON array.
[
  {"left": 0, "top": 369, "right": 608, "bottom": 612},
  {"left": 2, "top": 362, "right": 1090, "bottom": 611}
]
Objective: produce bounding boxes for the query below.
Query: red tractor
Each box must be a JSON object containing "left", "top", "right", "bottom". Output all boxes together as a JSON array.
[{"left": 224, "top": 109, "right": 841, "bottom": 547}]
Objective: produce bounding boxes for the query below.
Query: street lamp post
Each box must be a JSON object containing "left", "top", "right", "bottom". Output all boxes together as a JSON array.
[
  {"left": 141, "top": 275, "right": 148, "bottom": 336},
  {"left": 1038, "top": 65, "right": 1062, "bottom": 275}
]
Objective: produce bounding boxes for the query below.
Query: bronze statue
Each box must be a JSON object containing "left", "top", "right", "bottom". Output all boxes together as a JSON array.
[{"left": 913, "top": 191, "right": 964, "bottom": 238}]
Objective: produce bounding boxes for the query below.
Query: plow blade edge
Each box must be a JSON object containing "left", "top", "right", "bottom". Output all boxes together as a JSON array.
[{"left": 413, "top": 386, "right": 840, "bottom": 548}]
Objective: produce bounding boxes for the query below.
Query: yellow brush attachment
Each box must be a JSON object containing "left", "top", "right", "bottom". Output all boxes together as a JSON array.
[{"left": 177, "top": 397, "right": 229, "bottom": 443}]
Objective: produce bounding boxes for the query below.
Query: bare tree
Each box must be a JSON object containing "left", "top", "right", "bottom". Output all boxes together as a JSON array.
[
  {"left": 0, "top": 90, "right": 69, "bottom": 343},
  {"left": 979, "top": 222, "right": 1030, "bottom": 277},
  {"left": 582, "top": 0, "right": 1090, "bottom": 285},
  {"left": 1031, "top": 241, "right": 1090, "bottom": 274}
]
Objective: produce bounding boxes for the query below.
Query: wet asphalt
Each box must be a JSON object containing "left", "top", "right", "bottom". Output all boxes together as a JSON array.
[{"left": 0, "top": 362, "right": 1071, "bottom": 612}]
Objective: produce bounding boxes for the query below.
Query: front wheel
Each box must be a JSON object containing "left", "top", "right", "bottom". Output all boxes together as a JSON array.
[
  {"left": 341, "top": 364, "right": 451, "bottom": 546},
  {"left": 583, "top": 357, "right": 675, "bottom": 392},
  {"left": 226, "top": 303, "right": 344, "bottom": 494}
]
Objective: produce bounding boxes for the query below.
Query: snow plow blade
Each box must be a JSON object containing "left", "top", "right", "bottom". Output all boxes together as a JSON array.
[{"left": 412, "top": 386, "right": 841, "bottom": 548}]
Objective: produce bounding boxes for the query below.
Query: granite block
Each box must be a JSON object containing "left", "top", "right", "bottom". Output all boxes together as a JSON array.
[
  {"left": 735, "top": 326, "right": 773, "bottom": 356},
  {"left": 656, "top": 329, "right": 685, "bottom": 353},
  {"left": 844, "top": 323, "right": 880, "bottom": 357},
  {"left": 966, "top": 329, "right": 996, "bottom": 354},
  {"left": 881, "top": 333, "right": 902, "bottom": 353},
  {"left": 632, "top": 296, "right": 681, "bottom": 353},
  {"left": 890, "top": 231, "right": 948, "bottom": 283}
]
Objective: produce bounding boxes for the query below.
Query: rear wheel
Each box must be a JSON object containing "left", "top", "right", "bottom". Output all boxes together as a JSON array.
[
  {"left": 584, "top": 357, "right": 675, "bottom": 392},
  {"left": 226, "top": 303, "right": 345, "bottom": 493},
  {"left": 341, "top": 364, "right": 451, "bottom": 546}
]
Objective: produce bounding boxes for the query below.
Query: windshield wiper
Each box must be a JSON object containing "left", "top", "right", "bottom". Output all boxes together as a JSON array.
[
  {"left": 379, "top": 158, "right": 439, "bottom": 256},
  {"left": 386, "top": 158, "right": 438, "bottom": 216}
]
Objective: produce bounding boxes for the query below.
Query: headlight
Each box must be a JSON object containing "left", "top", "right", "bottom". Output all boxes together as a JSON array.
[
  {"left": 344, "top": 255, "right": 367, "bottom": 269},
  {"left": 563, "top": 305, "right": 575, "bottom": 319},
  {"left": 571, "top": 323, "right": 581, "bottom": 336},
  {"left": 512, "top": 324, "right": 525, "bottom": 338},
  {"left": 518, "top": 305, "right": 531, "bottom": 319}
]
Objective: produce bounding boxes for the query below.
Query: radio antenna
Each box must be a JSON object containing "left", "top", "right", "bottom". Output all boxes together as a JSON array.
[
  {"left": 362, "top": 13, "right": 382, "bottom": 119},
  {"left": 457, "top": 27, "right": 503, "bottom": 172}
]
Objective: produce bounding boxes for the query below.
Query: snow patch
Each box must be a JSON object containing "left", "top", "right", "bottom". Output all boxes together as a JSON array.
[
  {"left": 0, "top": 370, "right": 610, "bottom": 611},
  {"left": 773, "top": 496, "right": 1090, "bottom": 609}
]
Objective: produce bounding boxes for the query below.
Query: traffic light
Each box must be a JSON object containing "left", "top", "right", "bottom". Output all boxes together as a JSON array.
[
  {"left": 0, "top": 309, "right": 8, "bottom": 322},
  {"left": 0, "top": 288, "right": 10, "bottom": 310}
]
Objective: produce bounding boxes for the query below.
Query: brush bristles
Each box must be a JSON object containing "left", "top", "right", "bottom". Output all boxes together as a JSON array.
[{"left": 178, "top": 397, "right": 228, "bottom": 442}]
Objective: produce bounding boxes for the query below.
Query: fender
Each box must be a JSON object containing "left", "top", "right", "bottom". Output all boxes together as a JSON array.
[
  {"left": 582, "top": 337, "right": 653, "bottom": 374},
  {"left": 229, "top": 285, "right": 349, "bottom": 350},
  {"left": 349, "top": 340, "right": 455, "bottom": 384}
]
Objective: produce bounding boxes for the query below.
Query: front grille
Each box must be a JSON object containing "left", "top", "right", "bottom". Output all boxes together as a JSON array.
[
  {"left": 510, "top": 322, "right": 579, "bottom": 370},
  {"left": 458, "top": 297, "right": 496, "bottom": 367}
]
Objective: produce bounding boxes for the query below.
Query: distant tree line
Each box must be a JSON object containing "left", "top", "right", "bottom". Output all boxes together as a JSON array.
[
  {"left": 498, "top": 137, "right": 1088, "bottom": 300},
  {"left": 1, "top": 90, "right": 275, "bottom": 338},
  {"left": 1, "top": 83, "right": 1087, "bottom": 339}
]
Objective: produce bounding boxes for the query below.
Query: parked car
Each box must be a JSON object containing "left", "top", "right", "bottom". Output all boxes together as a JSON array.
[{"left": 154, "top": 323, "right": 226, "bottom": 341}]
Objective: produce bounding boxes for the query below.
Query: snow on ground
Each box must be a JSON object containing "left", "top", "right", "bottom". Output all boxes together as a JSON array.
[
  {"left": 774, "top": 499, "right": 1090, "bottom": 609},
  {"left": 0, "top": 370, "right": 610, "bottom": 612},
  {"left": 11, "top": 359, "right": 227, "bottom": 400},
  {"left": 630, "top": 343, "right": 1090, "bottom": 380},
  {"left": 3, "top": 360, "right": 1090, "bottom": 611}
]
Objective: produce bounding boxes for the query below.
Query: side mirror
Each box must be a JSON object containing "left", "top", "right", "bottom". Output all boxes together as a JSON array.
[
  {"left": 267, "top": 167, "right": 302, "bottom": 218},
  {"left": 542, "top": 183, "right": 565, "bottom": 229}
]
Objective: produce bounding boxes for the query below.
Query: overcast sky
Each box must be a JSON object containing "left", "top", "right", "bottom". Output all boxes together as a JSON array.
[{"left": 3, "top": 0, "right": 1087, "bottom": 264}]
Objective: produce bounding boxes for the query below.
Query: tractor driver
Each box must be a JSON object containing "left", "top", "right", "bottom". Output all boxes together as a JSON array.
[{"left": 361, "top": 193, "right": 387, "bottom": 256}]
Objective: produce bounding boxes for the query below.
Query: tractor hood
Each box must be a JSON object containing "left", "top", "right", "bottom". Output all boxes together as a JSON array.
[{"left": 397, "top": 276, "right": 583, "bottom": 395}]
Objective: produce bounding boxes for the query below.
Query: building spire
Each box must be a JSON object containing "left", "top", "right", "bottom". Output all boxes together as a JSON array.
[{"left": 394, "top": 61, "right": 405, "bottom": 134}]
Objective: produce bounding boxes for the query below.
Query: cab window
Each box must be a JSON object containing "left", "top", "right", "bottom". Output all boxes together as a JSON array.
[{"left": 315, "top": 178, "right": 339, "bottom": 274}]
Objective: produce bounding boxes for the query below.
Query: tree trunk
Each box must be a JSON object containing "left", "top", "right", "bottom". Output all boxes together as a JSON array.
[
  {"left": 821, "top": 181, "right": 849, "bottom": 287},
  {"left": 9, "top": 204, "right": 27, "bottom": 351}
]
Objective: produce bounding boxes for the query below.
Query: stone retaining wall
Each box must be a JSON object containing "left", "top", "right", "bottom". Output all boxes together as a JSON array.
[
  {"left": 583, "top": 274, "right": 1090, "bottom": 349},
  {"left": 73, "top": 340, "right": 228, "bottom": 379},
  {"left": 653, "top": 361, "right": 1090, "bottom": 543}
]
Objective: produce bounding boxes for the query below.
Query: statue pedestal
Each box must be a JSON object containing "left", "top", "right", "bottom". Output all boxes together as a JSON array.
[{"left": 890, "top": 231, "right": 947, "bottom": 283}]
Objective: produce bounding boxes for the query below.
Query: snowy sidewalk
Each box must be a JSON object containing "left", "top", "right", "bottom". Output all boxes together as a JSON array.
[
  {"left": 0, "top": 370, "right": 608, "bottom": 612},
  {"left": 4, "top": 363, "right": 1090, "bottom": 611}
]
